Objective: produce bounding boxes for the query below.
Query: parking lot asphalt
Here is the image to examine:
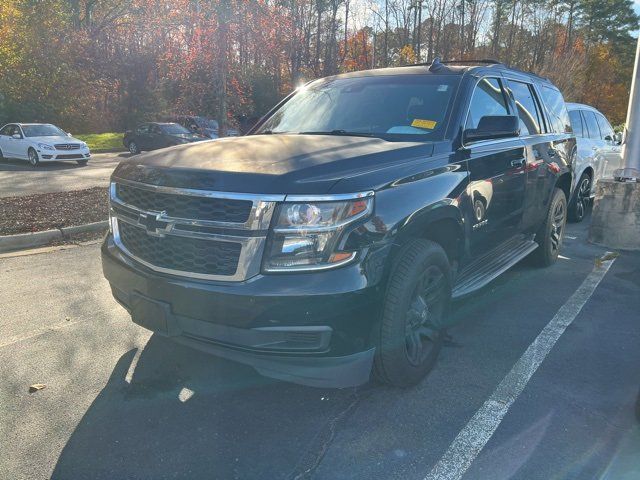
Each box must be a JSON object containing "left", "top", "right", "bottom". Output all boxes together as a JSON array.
[
  {"left": 0, "top": 216, "right": 638, "bottom": 480},
  {"left": 0, "top": 153, "right": 127, "bottom": 197}
]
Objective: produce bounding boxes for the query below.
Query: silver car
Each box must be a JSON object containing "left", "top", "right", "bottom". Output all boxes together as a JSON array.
[{"left": 566, "top": 103, "right": 623, "bottom": 222}]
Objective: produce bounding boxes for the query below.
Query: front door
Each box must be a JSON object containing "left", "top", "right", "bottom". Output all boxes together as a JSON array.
[{"left": 463, "top": 77, "right": 527, "bottom": 256}]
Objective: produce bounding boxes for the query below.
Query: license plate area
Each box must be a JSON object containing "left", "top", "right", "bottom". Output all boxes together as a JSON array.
[{"left": 130, "top": 292, "right": 180, "bottom": 336}]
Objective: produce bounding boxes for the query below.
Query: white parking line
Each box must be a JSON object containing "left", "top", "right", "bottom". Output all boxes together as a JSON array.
[{"left": 425, "top": 255, "right": 616, "bottom": 480}]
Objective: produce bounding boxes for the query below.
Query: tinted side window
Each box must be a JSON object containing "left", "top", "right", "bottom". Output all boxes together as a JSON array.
[
  {"left": 595, "top": 113, "right": 614, "bottom": 140},
  {"left": 136, "top": 125, "right": 150, "bottom": 135},
  {"left": 582, "top": 111, "right": 600, "bottom": 140},
  {"left": 465, "top": 78, "right": 509, "bottom": 130},
  {"left": 506, "top": 80, "right": 542, "bottom": 135},
  {"left": 568, "top": 111, "right": 584, "bottom": 137},
  {"left": 541, "top": 86, "right": 571, "bottom": 133}
]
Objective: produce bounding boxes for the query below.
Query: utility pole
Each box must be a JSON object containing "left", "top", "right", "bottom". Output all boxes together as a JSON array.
[
  {"left": 620, "top": 35, "right": 640, "bottom": 176},
  {"left": 589, "top": 34, "right": 640, "bottom": 250}
]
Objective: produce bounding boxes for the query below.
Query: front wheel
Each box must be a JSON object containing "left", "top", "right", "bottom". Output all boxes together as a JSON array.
[
  {"left": 568, "top": 172, "right": 591, "bottom": 222},
  {"left": 531, "top": 188, "right": 567, "bottom": 267},
  {"left": 374, "top": 239, "right": 451, "bottom": 387},
  {"left": 28, "top": 148, "right": 40, "bottom": 167},
  {"left": 128, "top": 141, "right": 140, "bottom": 155}
]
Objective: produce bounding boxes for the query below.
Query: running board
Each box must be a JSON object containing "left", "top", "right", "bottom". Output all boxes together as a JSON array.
[{"left": 452, "top": 235, "right": 538, "bottom": 299}]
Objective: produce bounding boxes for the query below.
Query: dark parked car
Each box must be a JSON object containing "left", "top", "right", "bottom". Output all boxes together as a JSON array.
[
  {"left": 103, "top": 59, "right": 575, "bottom": 388},
  {"left": 123, "top": 122, "right": 207, "bottom": 154}
]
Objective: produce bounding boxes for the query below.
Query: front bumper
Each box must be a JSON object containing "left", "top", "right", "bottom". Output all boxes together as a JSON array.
[
  {"left": 102, "top": 235, "right": 381, "bottom": 388},
  {"left": 38, "top": 148, "right": 91, "bottom": 161}
]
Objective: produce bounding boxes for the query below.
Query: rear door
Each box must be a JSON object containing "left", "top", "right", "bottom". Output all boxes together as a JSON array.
[
  {"left": 135, "top": 124, "right": 152, "bottom": 150},
  {"left": 148, "top": 124, "right": 167, "bottom": 150},
  {"left": 594, "top": 112, "right": 623, "bottom": 180},
  {"left": 464, "top": 77, "right": 527, "bottom": 255},
  {"left": 581, "top": 110, "right": 605, "bottom": 182},
  {"left": 505, "top": 79, "right": 554, "bottom": 233},
  {"left": 0, "top": 124, "right": 15, "bottom": 157}
]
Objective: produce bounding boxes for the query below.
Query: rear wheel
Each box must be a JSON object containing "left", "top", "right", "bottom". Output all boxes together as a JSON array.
[
  {"left": 568, "top": 172, "right": 591, "bottom": 222},
  {"left": 531, "top": 188, "right": 567, "bottom": 267},
  {"left": 374, "top": 239, "right": 451, "bottom": 387},
  {"left": 128, "top": 141, "right": 140, "bottom": 155},
  {"left": 28, "top": 148, "right": 40, "bottom": 167}
]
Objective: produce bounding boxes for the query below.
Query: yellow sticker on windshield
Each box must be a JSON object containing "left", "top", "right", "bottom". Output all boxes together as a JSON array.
[{"left": 411, "top": 119, "right": 437, "bottom": 130}]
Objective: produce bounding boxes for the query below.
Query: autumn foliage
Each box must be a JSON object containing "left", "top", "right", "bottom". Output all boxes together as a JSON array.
[{"left": 0, "top": 0, "right": 637, "bottom": 133}]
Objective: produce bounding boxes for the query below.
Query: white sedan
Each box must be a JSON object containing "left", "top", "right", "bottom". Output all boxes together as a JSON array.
[{"left": 0, "top": 123, "right": 91, "bottom": 166}]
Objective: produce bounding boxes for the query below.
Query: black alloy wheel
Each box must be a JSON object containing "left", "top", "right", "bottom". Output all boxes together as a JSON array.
[{"left": 569, "top": 173, "right": 591, "bottom": 222}]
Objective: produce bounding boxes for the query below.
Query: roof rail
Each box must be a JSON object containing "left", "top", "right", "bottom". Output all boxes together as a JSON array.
[{"left": 424, "top": 57, "right": 504, "bottom": 72}]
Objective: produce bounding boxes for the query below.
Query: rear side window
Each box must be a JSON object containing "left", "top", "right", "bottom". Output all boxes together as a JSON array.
[
  {"left": 582, "top": 111, "right": 601, "bottom": 140},
  {"left": 541, "top": 86, "right": 571, "bottom": 133},
  {"left": 506, "top": 80, "right": 543, "bottom": 135},
  {"left": 465, "top": 78, "right": 509, "bottom": 129},
  {"left": 595, "top": 113, "right": 614, "bottom": 140},
  {"left": 568, "top": 111, "right": 584, "bottom": 137}
]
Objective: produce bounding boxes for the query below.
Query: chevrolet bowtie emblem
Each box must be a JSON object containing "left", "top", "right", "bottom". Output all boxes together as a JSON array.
[{"left": 138, "top": 211, "right": 170, "bottom": 237}]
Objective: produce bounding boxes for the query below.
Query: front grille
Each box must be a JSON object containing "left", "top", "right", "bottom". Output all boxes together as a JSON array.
[
  {"left": 116, "top": 183, "right": 252, "bottom": 223},
  {"left": 56, "top": 154, "right": 83, "bottom": 159},
  {"left": 55, "top": 143, "right": 81, "bottom": 150},
  {"left": 118, "top": 222, "right": 241, "bottom": 276}
]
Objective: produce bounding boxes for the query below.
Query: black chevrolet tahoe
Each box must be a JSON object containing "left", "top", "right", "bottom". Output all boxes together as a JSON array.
[{"left": 102, "top": 59, "right": 575, "bottom": 388}]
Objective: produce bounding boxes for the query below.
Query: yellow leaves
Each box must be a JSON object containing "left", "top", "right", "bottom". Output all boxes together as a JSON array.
[{"left": 398, "top": 45, "right": 416, "bottom": 66}]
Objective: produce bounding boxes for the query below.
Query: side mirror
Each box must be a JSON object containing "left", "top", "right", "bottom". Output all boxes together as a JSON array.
[
  {"left": 464, "top": 115, "right": 520, "bottom": 144},
  {"left": 12, "top": 133, "right": 22, "bottom": 139},
  {"left": 614, "top": 132, "right": 623, "bottom": 145}
]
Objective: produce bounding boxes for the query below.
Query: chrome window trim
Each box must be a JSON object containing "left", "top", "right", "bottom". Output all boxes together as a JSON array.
[{"left": 111, "top": 217, "right": 266, "bottom": 282}]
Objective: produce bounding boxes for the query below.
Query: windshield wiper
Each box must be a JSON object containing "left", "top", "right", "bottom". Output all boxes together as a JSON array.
[{"left": 299, "top": 130, "right": 375, "bottom": 137}]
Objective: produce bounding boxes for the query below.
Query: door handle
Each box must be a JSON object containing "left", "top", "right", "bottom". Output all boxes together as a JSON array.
[{"left": 511, "top": 159, "right": 525, "bottom": 168}]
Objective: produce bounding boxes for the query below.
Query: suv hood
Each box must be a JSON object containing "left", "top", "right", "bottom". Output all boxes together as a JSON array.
[{"left": 113, "top": 134, "right": 436, "bottom": 194}]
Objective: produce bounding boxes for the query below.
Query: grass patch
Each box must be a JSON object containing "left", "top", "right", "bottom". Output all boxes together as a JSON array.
[{"left": 75, "top": 132, "right": 124, "bottom": 152}]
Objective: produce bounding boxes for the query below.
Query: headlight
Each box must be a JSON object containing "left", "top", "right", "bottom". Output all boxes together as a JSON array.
[
  {"left": 262, "top": 193, "right": 373, "bottom": 272},
  {"left": 37, "top": 143, "right": 55, "bottom": 151},
  {"left": 81, "top": 142, "right": 88, "bottom": 148}
]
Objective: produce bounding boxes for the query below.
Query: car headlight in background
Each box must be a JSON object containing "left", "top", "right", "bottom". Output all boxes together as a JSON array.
[
  {"left": 262, "top": 193, "right": 374, "bottom": 272},
  {"left": 37, "top": 143, "right": 55, "bottom": 151}
]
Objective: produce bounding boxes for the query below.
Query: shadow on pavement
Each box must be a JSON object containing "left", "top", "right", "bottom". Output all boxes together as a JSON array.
[{"left": 51, "top": 334, "right": 358, "bottom": 480}]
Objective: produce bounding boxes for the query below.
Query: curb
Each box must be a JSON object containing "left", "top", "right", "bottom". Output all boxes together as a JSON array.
[{"left": 0, "top": 220, "right": 108, "bottom": 253}]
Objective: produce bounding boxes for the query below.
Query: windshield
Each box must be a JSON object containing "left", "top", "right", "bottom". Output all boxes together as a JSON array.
[
  {"left": 256, "top": 74, "right": 459, "bottom": 140},
  {"left": 161, "top": 124, "right": 193, "bottom": 135},
  {"left": 22, "top": 124, "right": 67, "bottom": 137}
]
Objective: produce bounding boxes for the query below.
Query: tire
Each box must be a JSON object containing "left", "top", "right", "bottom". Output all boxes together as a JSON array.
[
  {"left": 568, "top": 172, "right": 591, "bottom": 223},
  {"left": 531, "top": 188, "right": 567, "bottom": 267},
  {"left": 128, "top": 141, "right": 140, "bottom": 155},
  {"left": 374, "top": 239, "right": 451, "bottom": 387},
  {"left": 28, "top": 148, "right": 40, "bottom": 167},
  {"left": 0, "top": 147, "right": 4, "bottom": 161},
  {"left": 76, "top": 159, "right": 88, "bottom": 166}
]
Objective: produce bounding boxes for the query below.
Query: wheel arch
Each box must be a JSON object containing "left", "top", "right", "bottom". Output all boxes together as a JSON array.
[{"left": 389, "top": 205, "right": 465, "bottom": 271}]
